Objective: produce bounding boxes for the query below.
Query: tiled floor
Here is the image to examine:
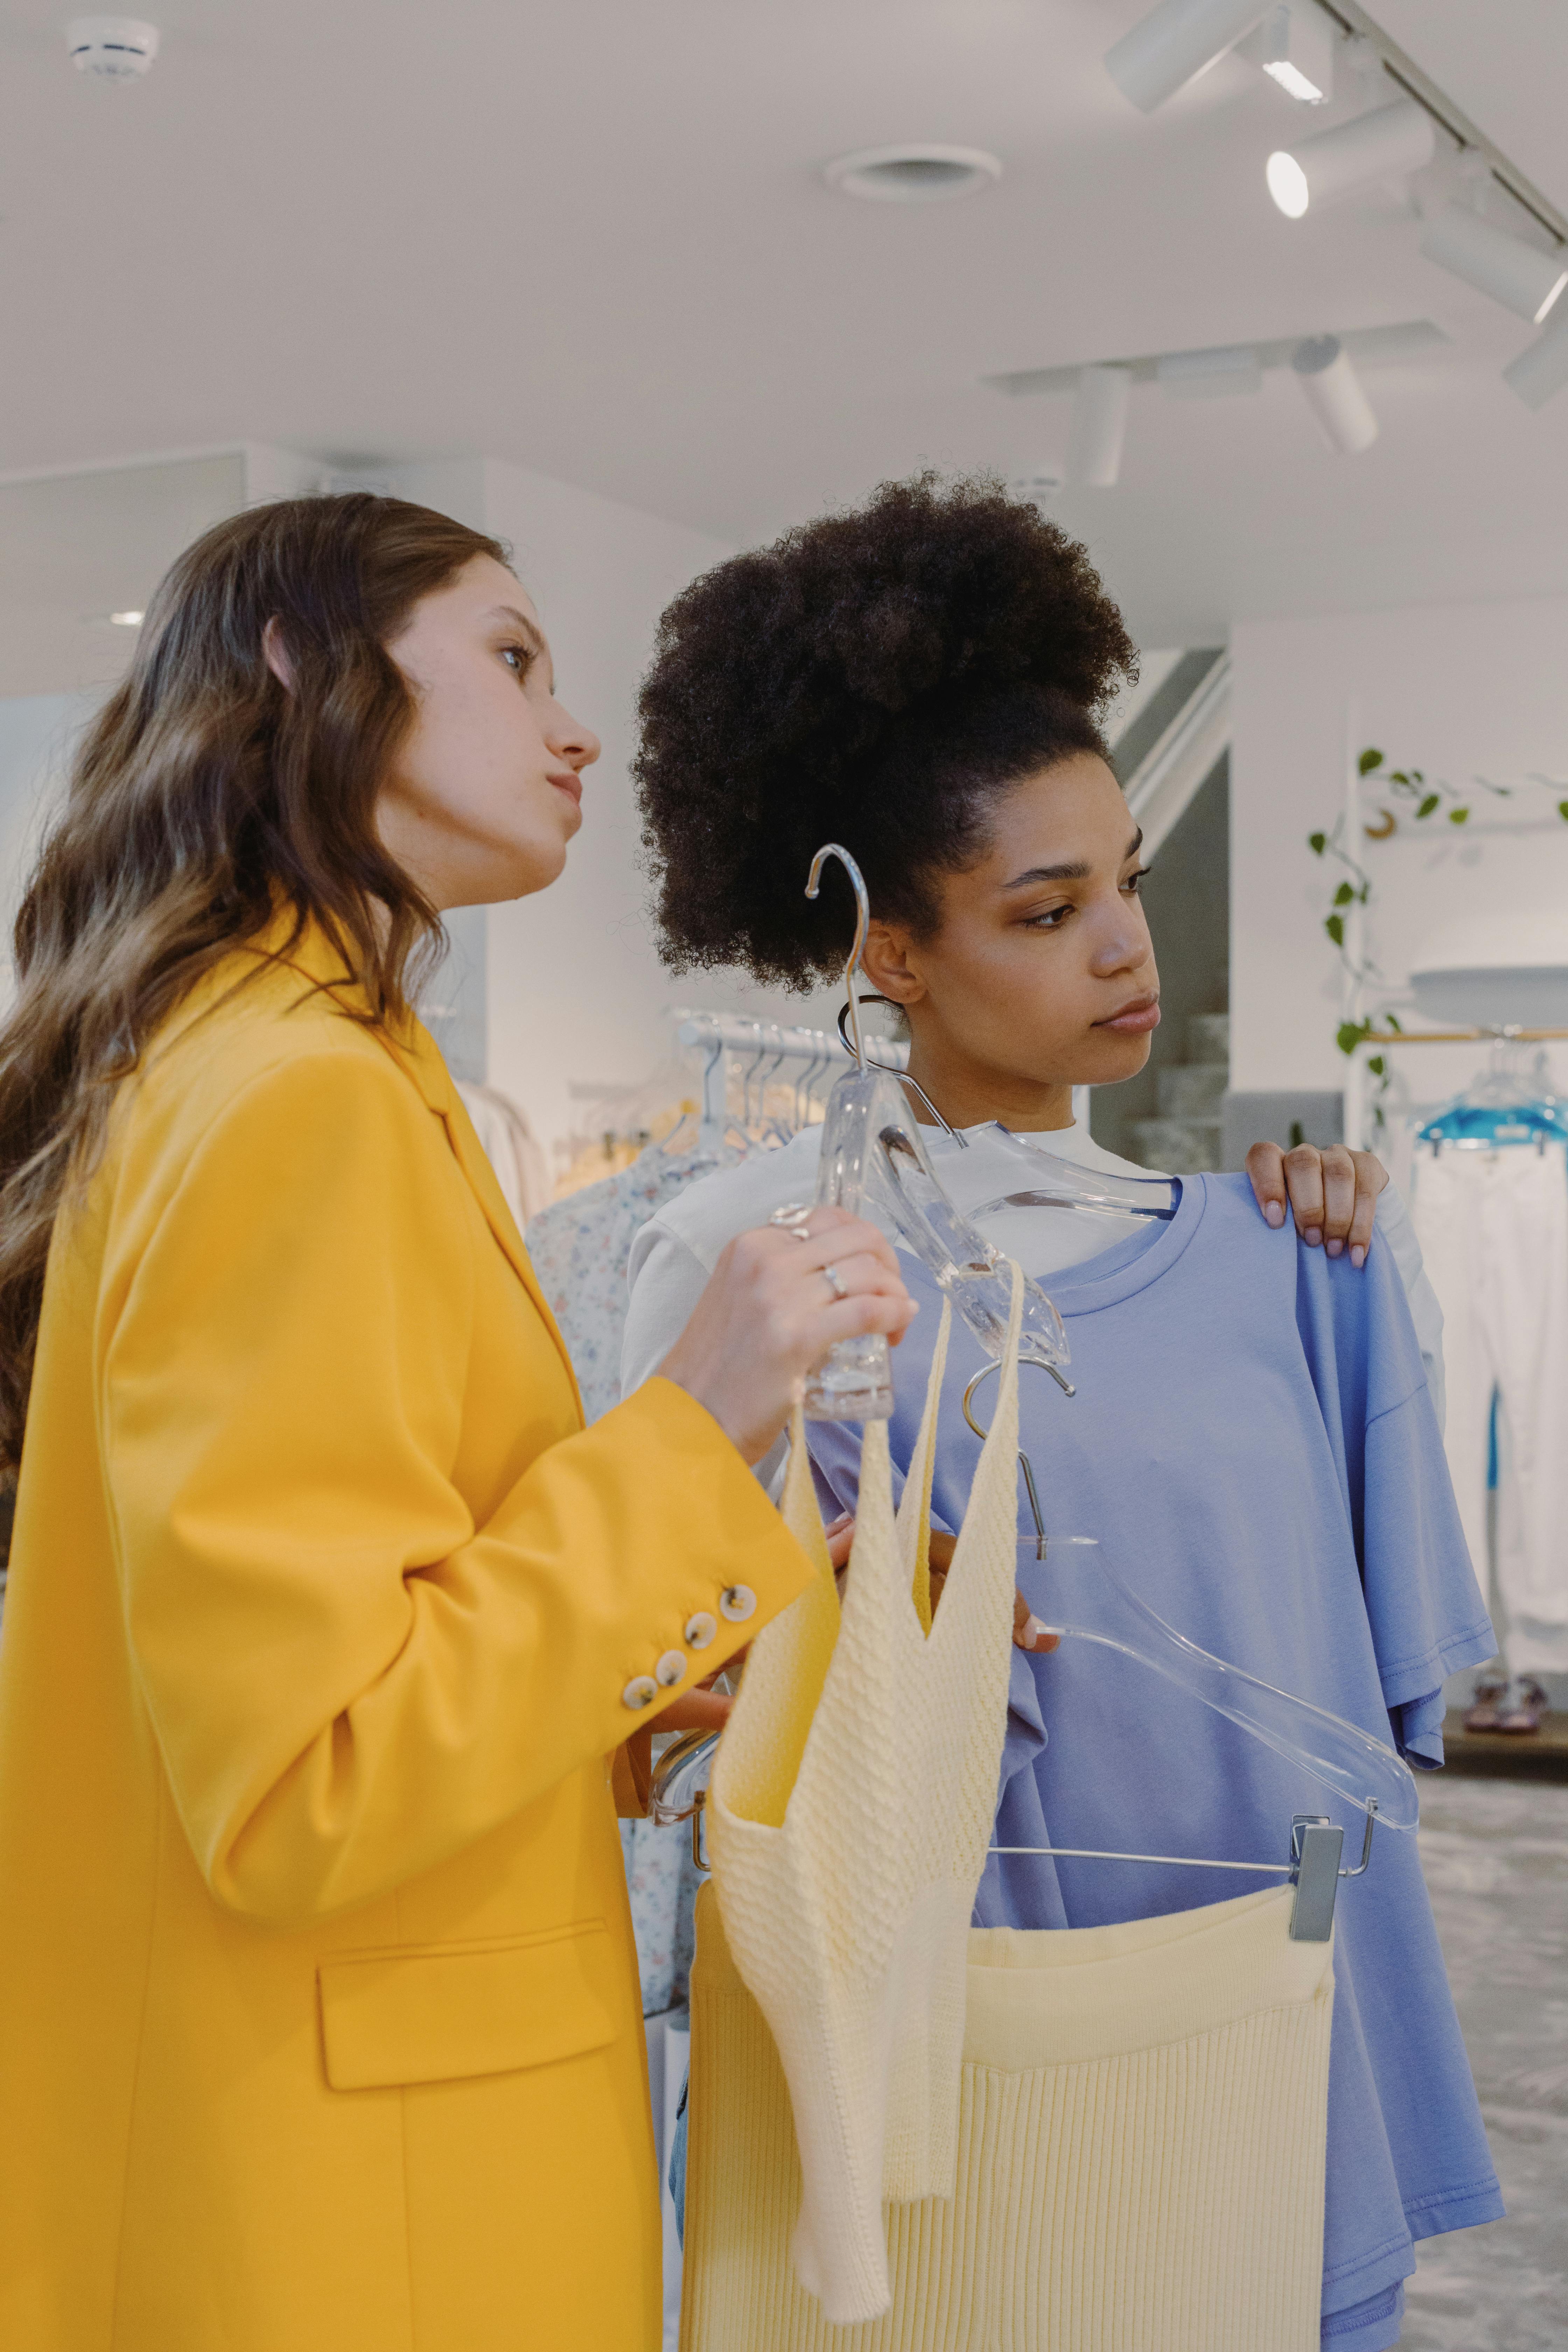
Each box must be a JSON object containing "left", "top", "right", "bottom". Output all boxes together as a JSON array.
[{"left": 1403, "top": 1774, "right": 1568, "bottom": 2350}]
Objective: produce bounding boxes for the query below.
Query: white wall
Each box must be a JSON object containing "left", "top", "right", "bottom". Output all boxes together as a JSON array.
[
  {"left": 465, "top": 458, "right": 842, "bottom": 1156},
  {"left": 0, "top": 694, "right": 91, "bottom": 1015},
  {"left": 1230, "top": 595, "right": 1568, "bottom": 1142}
]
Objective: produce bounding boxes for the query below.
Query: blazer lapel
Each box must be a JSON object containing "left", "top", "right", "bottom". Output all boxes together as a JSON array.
[
  {"left": 390, "top": 1027, "right": 585, "bottom": 1421},
  {"left": 443, "top": 1088, "right": 585, "bottom": 1413},
  {"left": 269, "top": 924, "right": 585, "bottom": 1419}
]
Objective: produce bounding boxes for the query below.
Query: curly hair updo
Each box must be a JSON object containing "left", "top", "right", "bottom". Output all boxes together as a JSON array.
[{"left": 634, "top": 472, "right": 1137, "bottom": 989}]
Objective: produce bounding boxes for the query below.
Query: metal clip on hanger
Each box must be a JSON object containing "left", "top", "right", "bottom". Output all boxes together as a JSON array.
[
  {"left": 788, "top": 844, "right": 1074, "bottom": 1421},
  {"left": 648, "top": 1726, "right": 723, "bottom": 1872},
  {"left": 962, "top": 1361, "right": 1416, "bottom": 1942}
]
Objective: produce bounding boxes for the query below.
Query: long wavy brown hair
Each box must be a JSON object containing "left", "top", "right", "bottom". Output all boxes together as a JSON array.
[{"left": 0, "top": 491, "right": 507, "bottom": 1473}]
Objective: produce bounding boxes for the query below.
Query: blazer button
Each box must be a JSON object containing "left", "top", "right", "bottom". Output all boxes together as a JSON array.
[
  {"left": 684, "top": 1611, "right": 718, "bottom": 1650},
  {"left": 622, "top": 1675, "right": 659, "bottom": 1710},
  {"left": 720, "top": 1584, "right": 757, "bottom": 1623},
  {"left": 655, "top": 1650, "right": 687, "bottom": 1688}
]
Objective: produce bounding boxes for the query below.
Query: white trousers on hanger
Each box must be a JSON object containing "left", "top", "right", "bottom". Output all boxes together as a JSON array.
[{"left": 1412, "top": 1142, "right": 1568, "bottom": 1672}]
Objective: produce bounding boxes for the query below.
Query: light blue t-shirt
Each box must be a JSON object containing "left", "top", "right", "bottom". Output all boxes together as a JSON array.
[{"left": 807, "top": 1173, "right": 1502, "bottom": 2352}]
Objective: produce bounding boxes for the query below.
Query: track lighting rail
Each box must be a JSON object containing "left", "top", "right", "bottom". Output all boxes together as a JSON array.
[{"left": 1315, "top": 1, "right": 1567, "bottom": 251}]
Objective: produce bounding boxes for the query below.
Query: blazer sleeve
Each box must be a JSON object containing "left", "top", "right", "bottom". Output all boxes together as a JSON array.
[{"left": 103, "top": 1045, "right": 810, "bottom": 1924}]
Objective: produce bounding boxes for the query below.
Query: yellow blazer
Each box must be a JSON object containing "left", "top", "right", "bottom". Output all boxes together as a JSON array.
[{"left": 0, "top": 922, "right": 809, "bottom": 2352}]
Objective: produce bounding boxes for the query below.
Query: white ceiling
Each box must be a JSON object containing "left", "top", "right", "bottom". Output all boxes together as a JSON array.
[{"left": 0, "top": 1, "right": 1564, "bottom": 643}]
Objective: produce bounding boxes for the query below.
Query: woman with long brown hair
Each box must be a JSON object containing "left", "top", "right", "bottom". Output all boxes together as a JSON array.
[{"left": 0, "top": 493, "right": 913, "bottom": 2352}]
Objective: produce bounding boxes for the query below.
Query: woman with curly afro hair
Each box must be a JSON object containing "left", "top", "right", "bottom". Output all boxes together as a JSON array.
[
  {"left": 622, "top": 479, "right": 1500, "bottom": 2352},
  {"left": 625, "top": 474, "right": 1431, "bottom": 1418}
]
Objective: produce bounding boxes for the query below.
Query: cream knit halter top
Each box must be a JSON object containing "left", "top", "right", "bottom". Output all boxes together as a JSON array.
[{"left": 707, "top": 1265, "right": 1024, "bottom": 2325}]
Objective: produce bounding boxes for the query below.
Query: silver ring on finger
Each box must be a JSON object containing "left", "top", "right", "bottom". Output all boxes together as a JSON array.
[
  {"left": 821, "top": 1262, "right": 848, "bottom": 1301},
  {"left": 769, "top": 1203, "right": 814, "bottom": 1242}
]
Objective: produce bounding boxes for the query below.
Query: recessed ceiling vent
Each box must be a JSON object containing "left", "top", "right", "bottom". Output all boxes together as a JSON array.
[{"left": 824, "top": 145, "right": 1002, "bottom": 203}]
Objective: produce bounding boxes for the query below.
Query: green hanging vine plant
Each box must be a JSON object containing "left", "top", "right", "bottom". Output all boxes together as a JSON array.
[{"left": 1308, "top": 747, "right": 1568, "bottom": 1133}]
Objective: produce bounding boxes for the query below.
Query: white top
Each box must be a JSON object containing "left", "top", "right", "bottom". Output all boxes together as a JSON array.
[
  {"left": 708, "top": 1285, "right": 1024, "bottom": 2323},
  {"left": 621, "top": 1121, "right": 1448, "bottom": 1480}
]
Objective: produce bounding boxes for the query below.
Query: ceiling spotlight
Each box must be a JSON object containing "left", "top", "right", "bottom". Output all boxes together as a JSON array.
[
  {"left": 1292, "top": 336, "right": 1378, "bottom": 453},
  {"left": 1104, "top": 0, "right": 1267, "bottom": 115},
  {"left": 1066, "top": 366, "right": 1133, "bottom": 487},
  {"left": 108, "top": 609, "right": 145, "bottom": 627},
  {"left": 824, "top": 146, "right": 1002, "bottom": 203},
  {"left": 1267, "top": 97, "right": 1435, "bottom": 218},
  {"left": 67, "top": 17, "right": 159, "bottom": 79},
  {"left": 1419, "top": 202, "right": 1568, "bottom": 327},
  {"left": 1241, "top": 2, "right": 1333, "bottom": 104},
  {"left": 1503, "top": 304, "right": 1568, "bottom": 411}
]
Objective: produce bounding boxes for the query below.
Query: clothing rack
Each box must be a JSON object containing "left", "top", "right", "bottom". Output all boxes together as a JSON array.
[
  {"left": 1362, "top": 1026, "right": 1568, "bottom": 1044},
  {"left": 673, "top": 1010, "right": 910, "bottom": 1070},
  {"left": 674, "top": 1008, "right": 911, "bottom": 1142}
]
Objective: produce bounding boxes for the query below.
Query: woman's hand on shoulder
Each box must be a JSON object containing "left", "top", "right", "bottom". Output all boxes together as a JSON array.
[
  {"left": 1244, "top": 1141, "right": 1388, "bottom": 1269},
  {"left": 659, "top": 1205, "right": 916, "bottom": 1466}
]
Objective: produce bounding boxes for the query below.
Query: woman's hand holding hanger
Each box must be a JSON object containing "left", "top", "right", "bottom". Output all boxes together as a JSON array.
[{"left": 660, "top": 1203, "right": 917, "bottom": 1468}]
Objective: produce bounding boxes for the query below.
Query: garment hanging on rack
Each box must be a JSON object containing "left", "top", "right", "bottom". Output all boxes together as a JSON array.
[
  {"left": 528, "top": 1134, "right": 743, "bottom": 1424},
  {"left": 1410, "top": 1140, "right": 1568, "bottom": 1673},
  {"left": 806, "top": 1181, "right": 1499, "bottom": 2352},
  {"left": 680, "top": 1876, "right": 1334, "bottom": 2352}
]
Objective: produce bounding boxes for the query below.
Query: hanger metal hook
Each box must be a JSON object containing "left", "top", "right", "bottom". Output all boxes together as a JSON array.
[
  {"left": 833, "top": 996, "right": 962, "bottom": 1141},
  {"left": 806, "top": 843, "right": 870, "bottom": 1066},
  {"left": 962, "top": 1358, "right": 1073, "bottom": 1561}
]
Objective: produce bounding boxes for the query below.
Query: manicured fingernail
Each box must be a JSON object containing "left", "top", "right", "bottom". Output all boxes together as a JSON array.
[
  {"left": 1351, "top": 1245, "right": 1366, "bottom": 1269},
  {"left": 1326, "top": 1238, "right": 1344, "bottom": 1258},
  {"left": 1304, "top": 1226, "right": 1322, "bottom": 1247},
  {"left": 1264, "top": 1201, "right": 1285, "bottom": 1228},
  {"left": 1018, "top": 1615, "right": 1050, "bottom": 1650}
]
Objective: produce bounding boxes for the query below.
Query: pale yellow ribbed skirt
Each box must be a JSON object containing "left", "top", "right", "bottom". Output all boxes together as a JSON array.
[{"left": 680, "top": 1880, "right": 1333, "bottom": 2352}]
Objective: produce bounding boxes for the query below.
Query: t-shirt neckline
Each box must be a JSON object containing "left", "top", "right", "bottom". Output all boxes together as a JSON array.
[{"left": 1027, "top": 1170, "right": 1211, "bottom": 1315}]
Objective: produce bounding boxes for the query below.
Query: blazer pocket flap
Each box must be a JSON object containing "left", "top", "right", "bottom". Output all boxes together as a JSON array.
[{"left": 319, "top": 1920, "right": 617, "bottom": 2091}]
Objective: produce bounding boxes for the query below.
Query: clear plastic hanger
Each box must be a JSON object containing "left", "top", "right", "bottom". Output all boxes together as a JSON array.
[
  {"left": 647, "top": 1359, "right": 1416, "bottom": 1943},
  {"left": 786, "top": 844, "right": 1073, "bottom": 1421},
  {"left": 964, "top": 1122, "right": 1180, "bottom": 1222},
  {"left": 830, "top": 1008, "right": 1181, "bottom": 1226},
  {"left": 960, "top": 1359, "right": 1415, "bottom": 1939}
]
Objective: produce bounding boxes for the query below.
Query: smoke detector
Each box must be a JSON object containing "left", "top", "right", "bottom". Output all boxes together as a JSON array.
[
  {"left": 68, "top": 18, "right": 160, "bottom": 80},
  {"left": 824, "top": 145, "right": 1002, "bottom": 204}
]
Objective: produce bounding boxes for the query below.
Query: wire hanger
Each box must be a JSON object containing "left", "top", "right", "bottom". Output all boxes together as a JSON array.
[{"left": 958, "top": 1359, "right": 1414, "bottom": 1940}]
